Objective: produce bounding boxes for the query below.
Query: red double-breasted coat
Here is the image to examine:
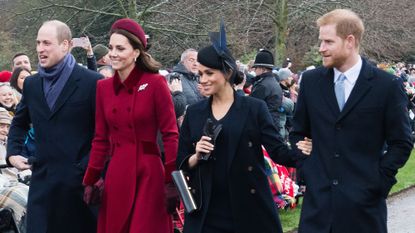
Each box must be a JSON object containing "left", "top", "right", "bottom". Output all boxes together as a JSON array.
[{"left": 83, "top": 66, "right": 179, "bottom": 233}]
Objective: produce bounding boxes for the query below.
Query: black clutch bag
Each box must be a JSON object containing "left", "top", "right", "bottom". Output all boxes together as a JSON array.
[{"left": 171, "top": 170, "right": 198, "bottom": 214}]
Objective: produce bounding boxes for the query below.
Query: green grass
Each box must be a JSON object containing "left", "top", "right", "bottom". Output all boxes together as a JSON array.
[{"left": 280, "top": 150, "right": 415, "bottom": 233}]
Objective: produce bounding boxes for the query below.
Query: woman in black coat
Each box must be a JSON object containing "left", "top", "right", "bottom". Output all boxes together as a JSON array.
[{"left": 176, "top": 23, "right": 311, "bottom": 233}]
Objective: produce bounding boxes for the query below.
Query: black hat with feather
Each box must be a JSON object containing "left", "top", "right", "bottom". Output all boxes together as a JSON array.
[{"left": 197, "top": 20, "right": 238, "bottom": 84}]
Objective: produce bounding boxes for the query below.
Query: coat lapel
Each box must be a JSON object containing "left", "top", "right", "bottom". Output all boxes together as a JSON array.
[
  {"left": 227, "top": 94, "right": 250, "bottom": 170},
  {"left": 319, "top": 68, "right": 341, "bottom": 116},
  {"left": 49, "top": 66, "right": 80, "bottom": 119},
  {"left": 337, "top": 59, "right": 373, "bottom": 122},
  {"left": 33, "top": 75, "right": 52, "bottom": 117}
]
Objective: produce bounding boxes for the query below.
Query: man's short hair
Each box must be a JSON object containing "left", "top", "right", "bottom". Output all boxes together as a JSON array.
[
  {"left": 11, "top": 52, "right": 28, "bottom": 66},
  {"left": 42, "top": 20, "right": 72, "bottom": 43},
  {"left": 180, "top": 48, "right": 197, "bottom": 63},
  {"left": 317, "top": 9, "right": 364, "bottom": 48}
]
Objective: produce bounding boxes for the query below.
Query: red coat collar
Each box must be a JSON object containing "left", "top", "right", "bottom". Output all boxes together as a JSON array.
[{"left": 112, "top": 66, "right": 144, "bottom": 95}]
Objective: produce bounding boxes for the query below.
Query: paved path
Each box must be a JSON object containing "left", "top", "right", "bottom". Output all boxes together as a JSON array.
[{"left": 387, "top": 186, "right": 415, "bottom": 233}]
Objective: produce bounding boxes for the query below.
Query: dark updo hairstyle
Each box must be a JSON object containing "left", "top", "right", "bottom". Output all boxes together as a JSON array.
[{"left": 10, "top": 67, "right": 31, "bottom": 93}]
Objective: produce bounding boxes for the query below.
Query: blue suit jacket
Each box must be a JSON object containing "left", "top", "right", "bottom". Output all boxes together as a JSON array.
[
  {"left": 290, "top": 58, "right": 412, "bottom": 233},
  {"left": 7, "top": 64, "right": 101, "bottom": 233},
  {"left": 177, "top": 93, "right": 300, "bottom": 233}
]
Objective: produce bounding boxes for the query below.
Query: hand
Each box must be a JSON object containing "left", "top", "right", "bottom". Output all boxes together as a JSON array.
[
  {"left": 195, "top": 136, "right": 214, "bottom": 159},
  {"left": 9, "top": 155, "right": 31, "bottom": 170},
  {"left": 169, "top": 79, "right": 183, "bottom": 92},
  {"left": 83, "top": 178, "right": 104, "bottom": 205},
  {"left": 81, "top": 36, "right": 93, "bottom": 55},
  {"left": 165, "top": 182, "right": 180, "bottom": 214},
  {"left": 296, "top": 137, "right": 312, "bottom": 155}
]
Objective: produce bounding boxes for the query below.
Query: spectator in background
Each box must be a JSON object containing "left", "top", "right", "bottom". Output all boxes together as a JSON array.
[
  {"left": 10, "top": 67, "right": 31, "bottom": 94},
  {"left": 277, "top": 68, "right": 295, "bottom": 142},
  {"left": 10, "top": 67, "right": 32, "bottom": 102},
  {"left": 169, "top": 48, "right": 205, "bottom": 106},
  {"left": 0, "top": 107, "right": 30, "bottom": 232},
  {"left": 0, "top": 83, "right": 17, "bottom": 115},
  {"left": 11, "top": 53, "right": 32, "bottom": 72},
  {"left": 250, "top": 49, "right": 283, "bottom": 132},
  {"left": 93, "top": 44, "right": 111, "bottom": 67}
]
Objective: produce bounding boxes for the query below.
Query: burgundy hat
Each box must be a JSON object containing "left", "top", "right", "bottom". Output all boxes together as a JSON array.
[{"left": 111, "top": 18, "right": 147, "bottom": 48}]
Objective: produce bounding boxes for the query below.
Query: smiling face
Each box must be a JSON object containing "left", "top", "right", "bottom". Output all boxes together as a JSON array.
[
  {"left": 0, "top": 85, "right": 15, "bottom": 108},
  {"left": 198, "top": 63, "right": 230, "bottom": 96},
  {"left": 36, "top": 24, "right": 69, "bottom": 68},
  {"left": 108, "top": 33, "right": 140, "bottom": 75}
]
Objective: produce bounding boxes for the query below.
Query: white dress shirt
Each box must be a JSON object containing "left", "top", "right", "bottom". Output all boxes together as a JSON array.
[{"left": 333, "top": 56, "right": 363, "bottom": 102}]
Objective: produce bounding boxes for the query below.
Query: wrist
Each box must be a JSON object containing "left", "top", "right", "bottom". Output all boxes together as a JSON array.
[{"left": 87, "top": 53, "right": 94, "bottom": 58}]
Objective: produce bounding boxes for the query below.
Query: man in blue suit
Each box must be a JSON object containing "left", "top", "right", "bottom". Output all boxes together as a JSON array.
[
  {"left": 7, "top": 20, "right": 101, "bottom": 233},
  {"left": 290, "top": 9, "right": 412, "bottom": 233}
]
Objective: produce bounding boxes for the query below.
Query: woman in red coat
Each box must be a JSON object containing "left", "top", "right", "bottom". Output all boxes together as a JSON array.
[{"left": 83, "top": 18, "right": 179, "bottom": 233}]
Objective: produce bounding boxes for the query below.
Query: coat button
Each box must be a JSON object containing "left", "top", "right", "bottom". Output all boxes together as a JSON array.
[
  {"left": 334, "top": 153, "right": 340, "bottom": 158},
  {"left": 332, "top": 179, "right": 339, "bottom": 185},
  {"left": 113, "top": 126, "right": 118, "bottom": 130},
  {"left": 116, "top": 142, "right": 120, "bottom": 147},
  {"left": 248, "top": 141, "right": 253, "bottom": 147},
  {"left": 250, "top": 188, "right": 256, "bottom": 194},
  {"left": 128, "top": 89, "right": 133, "bottom": 94},
  {"left": 112, "top": 108, "right": 117, "bottom": 113},
  {"left": 127, "top": 107, "right": 131, "bottom": 112},
  {"left": 128, "top": 124, "right": 133, "bottom": 129},
  {"left": 335, "top": 124, "right": 341, "bottom": 130},
  {"left": 247, "top": 166, "right": 253, "bottom": 172}
]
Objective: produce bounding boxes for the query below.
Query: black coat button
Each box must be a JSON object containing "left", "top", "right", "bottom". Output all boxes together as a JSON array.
[
  {"left": 247, "top": 166, "right": 253, "bottom": 172},
  {"left": 333, "top": 180, "right": 339, "bottom": 185}
]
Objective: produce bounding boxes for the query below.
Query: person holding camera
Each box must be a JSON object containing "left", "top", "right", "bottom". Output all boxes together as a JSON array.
[{"left": 176, "top": 22, "right": 312, "bottom": 233}]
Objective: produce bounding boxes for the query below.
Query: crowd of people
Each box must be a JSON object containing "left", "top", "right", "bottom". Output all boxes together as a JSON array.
[{"left": 0, "top": 7, "right": 412, "bottom": 233}]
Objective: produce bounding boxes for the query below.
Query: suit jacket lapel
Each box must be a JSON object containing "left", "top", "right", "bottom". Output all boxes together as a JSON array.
[
  {"left": 337, "top": 59, "right": 373, "bottom": 121},
  {"left": 319, "top": 68, "right": 340, "bottom": 115},
  {"left": 49, "top": 66, "right": 80, "bottom": 119},
  {"left": 227, "top": 94, "right": 249, "bottom": 170}
]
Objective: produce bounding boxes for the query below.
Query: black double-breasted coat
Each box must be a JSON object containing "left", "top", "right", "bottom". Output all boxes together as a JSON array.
[{"left": 177, "top": 94, "right": 301, "bottom": 233}]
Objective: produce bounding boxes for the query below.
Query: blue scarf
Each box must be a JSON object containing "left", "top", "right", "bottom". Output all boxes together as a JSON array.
[{"left": 38, "top": 54, "right": 76, "bottom": 110}]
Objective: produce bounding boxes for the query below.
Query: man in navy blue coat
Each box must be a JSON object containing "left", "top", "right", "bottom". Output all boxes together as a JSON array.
[
  {"left": 7, "top": 20, "right": 101, "bottom": 233},
  {"left": 290, "top": 9, "right": 412, "bottom": 233}
]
